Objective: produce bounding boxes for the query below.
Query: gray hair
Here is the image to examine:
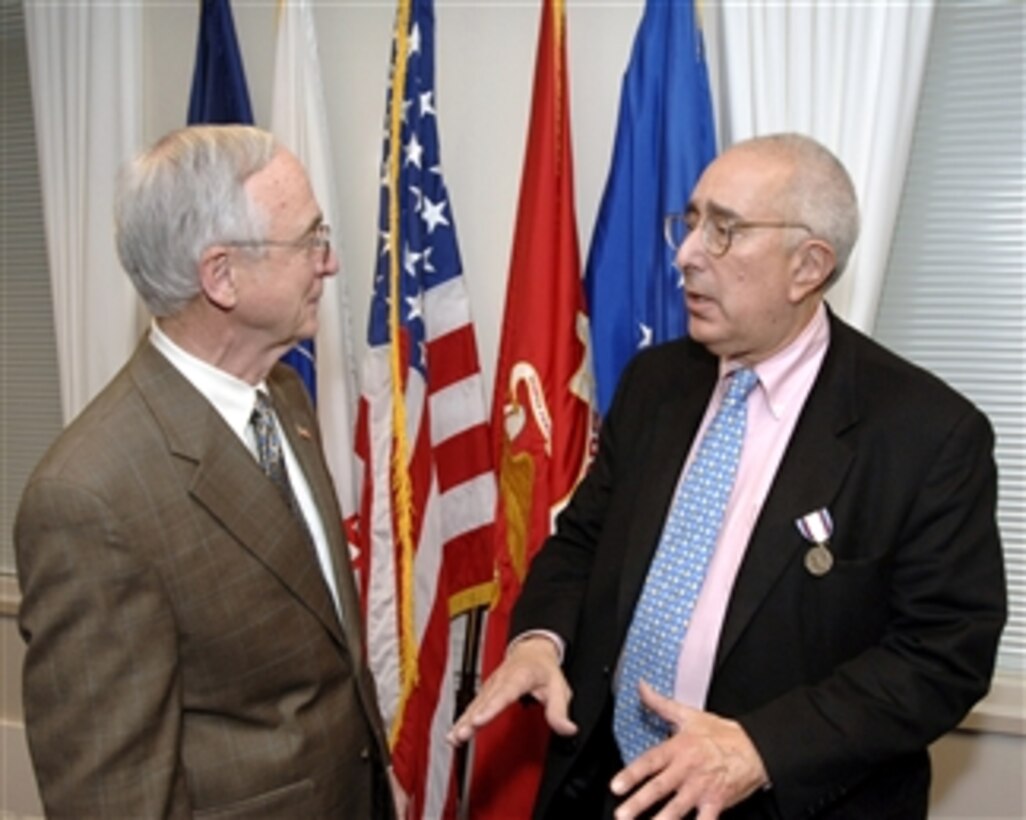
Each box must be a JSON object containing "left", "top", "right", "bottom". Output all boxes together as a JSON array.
[
  {"left": 735, "top": 133, "right": 860, "bottom": 285},
  {"left": 115, "top": 125, "right": 278, "bottom": 317}
]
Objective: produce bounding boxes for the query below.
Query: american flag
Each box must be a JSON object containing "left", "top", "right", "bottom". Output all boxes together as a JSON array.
[{"left": 354, "top": 1, "right": 496, "bottom": 816}]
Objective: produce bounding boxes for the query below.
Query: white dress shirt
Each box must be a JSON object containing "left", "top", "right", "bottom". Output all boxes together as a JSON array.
[{"left": 149, "top": 322, "right": 343, "bottom": 620}]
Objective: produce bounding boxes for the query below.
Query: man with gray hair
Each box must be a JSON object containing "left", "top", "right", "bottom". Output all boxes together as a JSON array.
[
  {"left": 16, "top": 125, "right": 401, "bottom": 818},
  {"left": 450, "top": 133, "right": 1005, "bottom": 819}
]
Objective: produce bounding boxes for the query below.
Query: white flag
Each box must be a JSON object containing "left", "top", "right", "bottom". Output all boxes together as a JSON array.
[{"left": 270, "top": 0, "right": 361, "bottom": 538}]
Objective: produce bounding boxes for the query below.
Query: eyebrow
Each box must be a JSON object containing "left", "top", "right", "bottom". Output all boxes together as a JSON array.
[
  {"left": 687, "top": 200, "right": 743, "bottom": 222},
  {"left": 299, "top": 214, "right": 324, "bottom": 237}
]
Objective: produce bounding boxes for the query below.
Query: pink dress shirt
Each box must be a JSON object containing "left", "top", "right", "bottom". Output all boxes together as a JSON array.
[{"left": 673, "top": 305, "right": 830, "bottom": 707}]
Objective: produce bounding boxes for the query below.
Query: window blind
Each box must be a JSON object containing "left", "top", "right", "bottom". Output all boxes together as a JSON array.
[
  {"left": 0, "top": 0, "right": 63, "bottom": 576},
  {"left": 875, "top": 3, "right": 1024, "bottom": 673}
]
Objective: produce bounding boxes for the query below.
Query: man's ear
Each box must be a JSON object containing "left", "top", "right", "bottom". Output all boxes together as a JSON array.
[
  {"left": 198, "top": 246, "right": 237, "bottom": 310},
  {"left": 789, "top": 239, "right": 836, "bottom": 302}
]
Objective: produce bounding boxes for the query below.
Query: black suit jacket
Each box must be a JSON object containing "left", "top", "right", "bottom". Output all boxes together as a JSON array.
[{"left": 512, "top": 312, "right": 1005, "bottom": 819}]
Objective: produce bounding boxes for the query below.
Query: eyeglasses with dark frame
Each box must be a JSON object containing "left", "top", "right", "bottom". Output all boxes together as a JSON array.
[
  {"left": 225, "top": 223, "right": 332, "bottom": 266},
  {"left": 663, "top": 210, "right": 812, "bottom": 258}
]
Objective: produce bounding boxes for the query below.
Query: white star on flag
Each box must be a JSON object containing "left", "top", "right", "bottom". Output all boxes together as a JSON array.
[
  {"left": 638, "top": 323, "right": 653, "bottom": 349},
  {"left": 421, "top": 195, "right": 448, "bottom": 234},
  {"left": 419, "top": 90, "right": 435, "bottom": 117},
  {"left": 404, "top": 132, "right": 423, "bottom": 168}
]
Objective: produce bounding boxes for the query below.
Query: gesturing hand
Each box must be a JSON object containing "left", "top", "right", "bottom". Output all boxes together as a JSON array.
[
  {"left": 446, "top": 635, "right": 577, "bottom": 747},
  {"left": 610, "top": 682, "right": 768, "bottom": 820}
]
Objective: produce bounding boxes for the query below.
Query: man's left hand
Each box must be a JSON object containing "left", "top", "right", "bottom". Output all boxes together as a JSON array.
[{"left": 610, "top": 682, "right": 769, "bottom": 820}]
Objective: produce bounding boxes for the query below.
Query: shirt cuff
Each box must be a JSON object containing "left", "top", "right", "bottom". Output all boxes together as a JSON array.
[{"left": 508, "top": 629, "right": 566, "bottom": 665}]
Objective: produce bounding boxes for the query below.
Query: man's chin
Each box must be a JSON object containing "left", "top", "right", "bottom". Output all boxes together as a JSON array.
[
  {"left": 689, "top": 325, "right": 738, "bottom": 359},
  {"left": 296, "top": 317, "right": 319, "bottom": 342},
  {"left": 686, "top": 318, "right": 718, "bottom": 345}
]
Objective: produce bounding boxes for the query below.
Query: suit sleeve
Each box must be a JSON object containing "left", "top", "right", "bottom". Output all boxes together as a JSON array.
[
  {"left": 15, "top": 478, "right": 190, "bottom": 818},
  {"left": 739, "top": 405, "right": 1006, "bottom": 817},
  {"left": 510, "top": 352, "right": 643, "bottom": 646}
]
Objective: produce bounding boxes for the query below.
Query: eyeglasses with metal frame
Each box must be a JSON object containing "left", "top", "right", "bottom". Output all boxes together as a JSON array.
[
  {"left": 663, "top": 210, "right": 812, "bottom": 258},
  {"left": 225, "top": 223, "right": 332, "bottom": 266}
]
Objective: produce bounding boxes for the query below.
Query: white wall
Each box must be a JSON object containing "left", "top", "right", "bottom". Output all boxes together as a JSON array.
[
  {"left": 1, "top": 2, "right": 1021, "bottom": 818},
  {"left": 144, "top": 0, "right": 646, "bottom": 400}
]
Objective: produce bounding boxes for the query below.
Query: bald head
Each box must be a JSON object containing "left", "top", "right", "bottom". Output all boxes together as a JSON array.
[{"left": 729, "top": 134, "right": 860, "bottom": 284}]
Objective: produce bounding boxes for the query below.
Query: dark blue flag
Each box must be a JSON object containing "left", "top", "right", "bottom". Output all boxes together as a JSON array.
[
  {"left": 584, "top": 0, "right": 716, "bottom": 416},
  {"left": 186, "top": 0, "right": 253, "bottom": 125},
  {"left": 187, "top": 0, "right": 316, "bottom": 400}
]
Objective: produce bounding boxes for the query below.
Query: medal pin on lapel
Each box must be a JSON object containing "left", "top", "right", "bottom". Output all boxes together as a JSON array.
[
  {"left": 295, "top": 424, "right": 312, "bottom": 440},
  {"left": 796, "top": 508, "right": 834, "bottom": 577}
]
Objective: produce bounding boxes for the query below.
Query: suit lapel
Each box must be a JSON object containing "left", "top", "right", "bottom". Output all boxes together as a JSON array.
[
  {"left": 714, "top": 316, "right": 860, "bottom": 669},
  {"left": 267, "top": 371, "right": 387, "bottom": 756},
  {"left": 617, "top": 348, "right": 719, "bottom": 632},
  {"left": 268, "top": 374, "right": 367, "bottom": 662},
  {"left": 129, "top": 343, "right": 345, "bottom": 647}
]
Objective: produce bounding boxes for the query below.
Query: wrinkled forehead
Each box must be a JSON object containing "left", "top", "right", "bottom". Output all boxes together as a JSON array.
[{"left": 689, "top": 146, "right": 795, "bottom": 217}]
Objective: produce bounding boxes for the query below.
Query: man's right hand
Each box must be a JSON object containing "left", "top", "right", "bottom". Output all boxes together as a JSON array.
[{"left": 446, "top": 634, "right": 577, "bottom": 746}]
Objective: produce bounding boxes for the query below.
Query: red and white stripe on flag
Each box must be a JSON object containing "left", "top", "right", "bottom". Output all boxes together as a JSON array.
[{"left": 356, "top": 277, "right": 494, "bottom": 817}]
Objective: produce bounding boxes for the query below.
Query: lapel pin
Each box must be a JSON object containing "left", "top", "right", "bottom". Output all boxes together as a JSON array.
[
  {"left": 295, "top": 424, "right": 312, "bottom": 441},
  {"left": 796, "top": 508, "right": 834, "bottom": 577}
]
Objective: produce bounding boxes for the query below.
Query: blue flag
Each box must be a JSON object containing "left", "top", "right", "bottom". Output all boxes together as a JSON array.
[
  {"left": 186, "top": 0, "right": 316, "bottom": 400},
  {"left": 584, "top": 0, "right": 716, "bottom": 416},
  {"left": 186, "top": 0, "right": 253, "bottom": 126}
]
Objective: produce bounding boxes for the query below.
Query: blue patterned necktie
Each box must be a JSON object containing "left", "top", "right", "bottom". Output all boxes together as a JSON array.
[{"left": 613, "top": 367, "right": 759, "bottom": 762}]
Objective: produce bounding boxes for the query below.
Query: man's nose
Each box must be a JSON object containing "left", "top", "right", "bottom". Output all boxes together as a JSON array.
[
  {"left": 320, "top": 246, "right": 340, "bottom": 277},
  {"left": 675, "top": 221, "right": 705, "bottom": 272}
]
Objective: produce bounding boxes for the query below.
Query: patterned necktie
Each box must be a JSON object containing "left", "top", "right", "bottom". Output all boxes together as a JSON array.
[
  {"left": 613, "top": 367, "right": 759, "bottom": 762},
  {"left": 251, "top": 391, "right": 305, "bottom": 522},
  {"left": 252, "top": 392, "right": 346, "bottom": 625}
]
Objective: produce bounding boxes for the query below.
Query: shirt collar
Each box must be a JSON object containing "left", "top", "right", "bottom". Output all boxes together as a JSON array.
[
  {"left": 149, "top": 320, "right": 266, "bottom": 442},
  {"left": 721, "top": 303, "right": 830, "bottom": 419}
]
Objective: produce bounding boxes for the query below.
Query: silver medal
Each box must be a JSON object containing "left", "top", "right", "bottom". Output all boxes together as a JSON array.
[{"left": 804, "top": 543, "right": 834, "bottom": 577}]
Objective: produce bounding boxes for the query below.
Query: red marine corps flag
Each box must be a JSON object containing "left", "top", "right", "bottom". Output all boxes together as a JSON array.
[{"left": 468, "top": 1, "right": 596, "bottom": 816}]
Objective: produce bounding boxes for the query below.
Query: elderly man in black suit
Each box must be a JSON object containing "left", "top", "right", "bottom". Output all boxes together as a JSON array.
[{"left": 450, "top": 133, "right": 1005, "bottom": 820}]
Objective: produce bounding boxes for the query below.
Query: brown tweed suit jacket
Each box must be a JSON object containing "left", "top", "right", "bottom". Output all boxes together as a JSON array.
[{"left": 15, "top": 339, "right": 392, "bottom": 818}]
